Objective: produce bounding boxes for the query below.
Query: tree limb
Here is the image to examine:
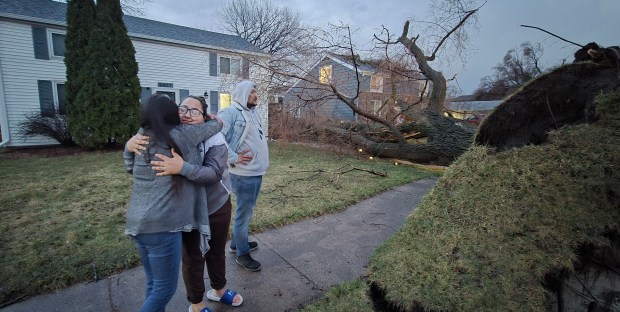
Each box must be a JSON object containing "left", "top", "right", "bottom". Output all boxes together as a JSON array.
[
  {"left": 429, "top": 8, "right": 479, "bottom": 61},
  {"left": 520, "top": 25, "right": 583, "bottom": 48},
  {"left": 334, "top": 165, "right": 388, "bottom": 177}
]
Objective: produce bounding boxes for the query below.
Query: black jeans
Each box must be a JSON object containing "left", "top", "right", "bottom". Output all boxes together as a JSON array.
[{"left": 182, "top": 198, "right": 232, "bottom": 304}]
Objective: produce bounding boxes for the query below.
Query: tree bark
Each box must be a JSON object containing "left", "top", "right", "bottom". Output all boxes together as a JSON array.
[{"left": 326, "top": 126, "right": 444, "bottom": 163}]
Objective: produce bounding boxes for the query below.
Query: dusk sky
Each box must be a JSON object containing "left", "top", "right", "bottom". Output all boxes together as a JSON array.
[{"left": 142, "top": 0, "right": 619, "bottom": 95}]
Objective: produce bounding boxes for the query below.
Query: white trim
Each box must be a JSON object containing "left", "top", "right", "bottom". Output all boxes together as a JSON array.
[
  {"left": 218, "top": 55, "right": 241, "bottom": 76},
  {"left": 371, "top": 99, "right": 381, "bottom": 115},
  {"left": 52, "top": 81, "right": 65, "bottom": 111},
  {"left": 325, "top": 54, "right": 373, "bottom": 75},
  {"left": 0, "top": 54, "right": 9, "bottom": 147},
  {"left": 128, "top": 33, "right": 269, "bottom": 59},
  {"left": 47, "top": 28, "right": 66, "bottom": 59}
]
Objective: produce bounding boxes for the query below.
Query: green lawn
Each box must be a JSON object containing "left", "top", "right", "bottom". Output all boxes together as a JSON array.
[{"left": 0, "top": 141, "right": 435, "bottom": 306}]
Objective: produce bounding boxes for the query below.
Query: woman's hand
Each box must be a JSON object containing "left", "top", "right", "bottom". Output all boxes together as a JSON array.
[
  {"left": 151, "top": 148, "right": 184, "bottom": 176},
  {"left": 127, "top": 133, "right": 149, "bottom": 156}
]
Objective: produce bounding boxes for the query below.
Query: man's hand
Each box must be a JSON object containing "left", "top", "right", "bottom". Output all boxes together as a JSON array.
[
  {"left": 151, "top": 148, "right": 184, "bottom": 176},
  {"left": 127, "top": 133, "right": 149, "bottom": 156},
  {"left": 236, "top": 149, "right": 253, "bottom": 165}
]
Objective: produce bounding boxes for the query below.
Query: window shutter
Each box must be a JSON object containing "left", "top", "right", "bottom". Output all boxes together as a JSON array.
[
  {"left": 37, "top": 80, "right": 54, "bottom": 117},
  {"left": 210, "top": 91, "right": 219, "bottom": 114},
  {"left": 179, "top": 89, "right": 190, "bottom": 102},
  {"left": 242, "top": 57, "right": 250, "bottom": 79},
  {"left": 140, "top": 87, "right": 152, "bottom": 105},
  {"left": 209, "top": 52, "right": 218, "bottom": 76},
  {"left": 32, "top": 26, "right": 49, "bottom": 60}
]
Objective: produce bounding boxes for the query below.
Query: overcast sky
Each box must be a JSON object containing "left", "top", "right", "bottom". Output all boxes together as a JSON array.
[{"left": 142, "top": 0, "right": 619, "bottom": 95}]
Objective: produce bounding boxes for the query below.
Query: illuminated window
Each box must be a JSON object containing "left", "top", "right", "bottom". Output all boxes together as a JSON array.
[
  {"left": 319, "top": 65, "right": 332, "bottom": 84},
  {"left": 219, "top": 93, "right": 231, "bottom": 110},
  {"left": 370, "top": 75, "right": 383, "bottom": 93}
]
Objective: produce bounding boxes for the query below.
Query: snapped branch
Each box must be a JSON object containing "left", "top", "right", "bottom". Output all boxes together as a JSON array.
[{"left": 520, "top": 25, "right": 584, "bottom": 48}]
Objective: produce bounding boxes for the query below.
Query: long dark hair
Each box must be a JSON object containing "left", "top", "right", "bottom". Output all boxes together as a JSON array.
[
  {"left": 140, "top": 93, "right": 185, "bottom": 194},
  {"left": 140, "top": 93, "right": 183, "bottom": 158}
]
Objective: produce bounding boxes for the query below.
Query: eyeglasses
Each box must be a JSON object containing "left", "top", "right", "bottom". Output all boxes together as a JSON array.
[{"left": 178, "top": 105, "right": 204, "bottom": 117}]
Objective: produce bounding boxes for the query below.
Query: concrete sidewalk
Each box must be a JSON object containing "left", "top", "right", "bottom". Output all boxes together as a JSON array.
[{"left": 1, "top": 178, "right": 437, "bottom": 312}]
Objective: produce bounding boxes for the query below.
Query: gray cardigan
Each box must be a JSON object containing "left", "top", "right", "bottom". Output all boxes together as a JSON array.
[{"left": 123, "top": 120, "right": 222, "bottom": 237}]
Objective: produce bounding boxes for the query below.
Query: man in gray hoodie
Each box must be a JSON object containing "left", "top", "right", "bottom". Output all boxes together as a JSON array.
[{"left": 218, "top": 80, "right": 269, "bottom": 272}]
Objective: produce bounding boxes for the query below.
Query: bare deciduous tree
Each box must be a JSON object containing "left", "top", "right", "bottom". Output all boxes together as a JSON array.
[
  {"left": 263, "top": 1, "right": 485, "bottom": 165},
  {"left": 218, "top": 0, "right": 325, "bottom": 94},
  {"left": 119, "top": 0, "right": 151, "bottom": 16},
  {"left": 219, "top": 0, "right": 303, "bottom": 55},
  {"left": 474, "top": 41, "right": 545, "bottom": 100}
]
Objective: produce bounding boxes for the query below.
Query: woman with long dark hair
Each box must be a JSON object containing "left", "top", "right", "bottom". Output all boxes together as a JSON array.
[{"left": 123, "top": 94, "right": 222, "bottom": 312}]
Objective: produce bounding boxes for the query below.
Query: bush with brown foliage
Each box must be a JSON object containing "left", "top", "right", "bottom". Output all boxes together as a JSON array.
[{"left": 16, "top": 111, "right": 75, "bottom": 146}]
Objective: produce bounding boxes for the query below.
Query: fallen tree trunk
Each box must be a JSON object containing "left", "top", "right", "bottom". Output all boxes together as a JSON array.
[{"left": 327, "top": 111, "right": 475, "bottom": 165}]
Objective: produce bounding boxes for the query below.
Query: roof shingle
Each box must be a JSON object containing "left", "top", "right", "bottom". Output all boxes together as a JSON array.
[{"left": 0, "top": 0, "right": 266, "bottom": 55}]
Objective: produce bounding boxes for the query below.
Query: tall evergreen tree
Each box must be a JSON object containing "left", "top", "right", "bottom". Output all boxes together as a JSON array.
[
  {"left": 64, "top": 0, "right": 95, "bottom": 133},
  {"left": 72, "top": 0, "right": 141, "bottom": 148}
]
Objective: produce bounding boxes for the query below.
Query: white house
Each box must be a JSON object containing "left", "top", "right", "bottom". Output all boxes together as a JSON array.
[{"left": 0, "top": 0, "right": 270, "bottom": 147}]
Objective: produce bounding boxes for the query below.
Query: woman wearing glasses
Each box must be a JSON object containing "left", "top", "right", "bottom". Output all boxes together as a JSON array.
[
  {"left": 127, "top": 95, "right": 242, "bottom": 312},
  {"left": 123, "top": 94, "right": 222, "bottom": 312}
]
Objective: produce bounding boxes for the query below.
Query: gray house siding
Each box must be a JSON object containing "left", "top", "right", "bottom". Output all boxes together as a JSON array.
[
  {"left": 286, "top": 57, "right": 361, "bottom": 121},
  {"left": 0, "top": 20, "right": 67, "bottom": 146},
  {"left": 283, "top": 53, "right": 427, "bottom": 124},
  {"left": 320, "top": 59, "right": 357, "bottom": 121},
  {"left": 0, "top": 0, "right": 270, "bottom": 147}
]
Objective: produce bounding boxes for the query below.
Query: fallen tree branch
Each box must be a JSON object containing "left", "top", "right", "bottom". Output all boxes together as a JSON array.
[
  {"left": 330, "top": 164, "right": 388, "bottom": 183},
  {"left": 338, "top": 167, "right": 388, "bottom": 177}
]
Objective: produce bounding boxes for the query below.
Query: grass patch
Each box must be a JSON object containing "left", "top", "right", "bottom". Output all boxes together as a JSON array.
[
  {"left": 0, "top": 142, "right": 434, "bottom": 306},
  {"left": 299, "top": 279, "right": 374, "bottom": 312},
  {"left": 250, "top": 142, "right": 435, "bottom": 232},
  {"left": 366, "top": 89, "right": 620, "bottom": 311},
  {"left": 0, "top": 152, "right": 137, "bottom": 306}
]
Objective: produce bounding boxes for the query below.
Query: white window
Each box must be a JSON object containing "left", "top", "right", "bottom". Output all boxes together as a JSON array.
[
  {"left": 319, "top": 65, "right": 332, "bottom": 84},
  {"left": 370, "top": 75, "right": 383, "bottom": 93},
  {"left": 53, "top": 82, "right": 66, "bottom": 115},
  {"left": 371, "top": 100, "right": 381, "bottom": 116},
  {"left": 220, "top": 57, "right": 240, "bottom": 76},
  {"left": 48, "top": 30, "right": 66, "bottom": 58}
]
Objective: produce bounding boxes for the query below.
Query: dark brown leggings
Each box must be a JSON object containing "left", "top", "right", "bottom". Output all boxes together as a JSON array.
[{"left": 182, "top": 198, "right": 232, "bottom": 304}]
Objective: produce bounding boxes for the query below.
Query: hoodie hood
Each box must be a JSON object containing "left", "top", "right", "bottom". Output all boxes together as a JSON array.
[{"left": 231, "top": 80, "right": 256, "bottom": 109}]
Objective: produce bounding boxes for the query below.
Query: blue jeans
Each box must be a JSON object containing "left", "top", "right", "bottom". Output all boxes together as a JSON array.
[
  {"left": 131, "top": 232, "right": 182, "bottom": 312},
  {"left": 230, "top": 174, "right": 263, "bottom": 256}
]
